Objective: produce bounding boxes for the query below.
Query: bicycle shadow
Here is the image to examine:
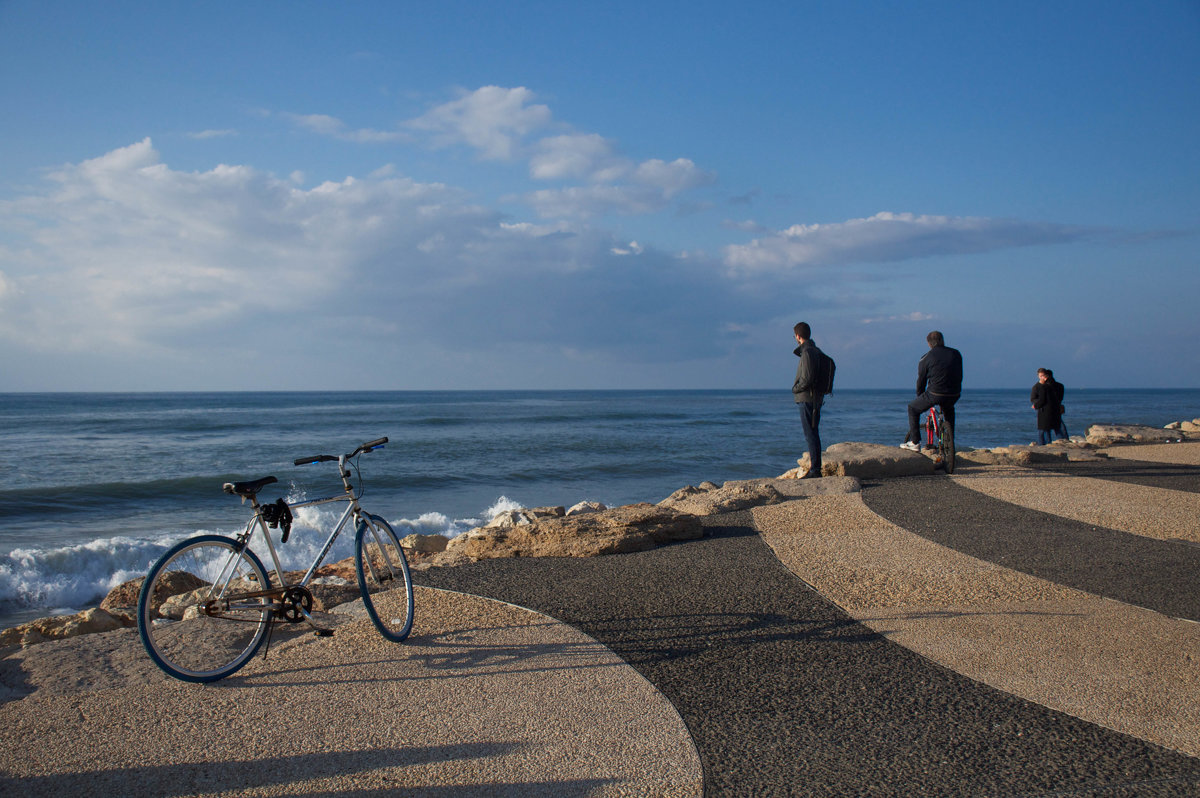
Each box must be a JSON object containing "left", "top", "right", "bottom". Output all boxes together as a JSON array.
[
  {"left": 229, "top": 619, "right": 640, "bottom": 688},
  {"left": 1, "top": 743, "right": 618, "bottom": 798}
]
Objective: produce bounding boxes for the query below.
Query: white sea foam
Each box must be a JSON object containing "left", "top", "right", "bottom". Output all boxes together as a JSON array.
[
  {"left": 0, "top": 535, "right": 175, "bottom": 614},
  {"left": 0, "top": 496, "right": 525, "bottom": 621}
]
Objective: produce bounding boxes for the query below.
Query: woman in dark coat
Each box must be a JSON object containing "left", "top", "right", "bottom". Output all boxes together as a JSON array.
[{"left": 1030, "top": 368, "right": 1064, "bottom": 445}]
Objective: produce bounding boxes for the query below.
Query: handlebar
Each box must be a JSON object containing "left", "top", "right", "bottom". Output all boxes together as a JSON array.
[{"left": 294, "top": 437, "right": 389, "bottom": 466}]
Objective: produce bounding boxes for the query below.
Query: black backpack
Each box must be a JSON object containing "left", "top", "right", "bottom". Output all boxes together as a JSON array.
[{"left": 813, "top": 348, "right": 836, "bottom": 395}]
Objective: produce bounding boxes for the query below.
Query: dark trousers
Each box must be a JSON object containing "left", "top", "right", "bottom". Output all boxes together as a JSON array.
[
  {"left": 798, "top": 401, "right": 822, "bottom": 473},
  {"left": 907, "top": 393, "right": 957, "bottom": 444}
]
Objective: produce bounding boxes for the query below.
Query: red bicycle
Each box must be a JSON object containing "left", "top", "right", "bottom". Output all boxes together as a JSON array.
[{"left": 925, "top": 406, "right": 955, "bottom": 474}]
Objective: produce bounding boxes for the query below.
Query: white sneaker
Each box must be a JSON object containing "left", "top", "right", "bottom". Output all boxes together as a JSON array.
[{"left": 900, "top": 441, "right": 920, "bottom": 452}]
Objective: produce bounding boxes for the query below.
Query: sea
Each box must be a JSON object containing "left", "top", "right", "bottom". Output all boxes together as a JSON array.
[{"left": 2, "top": 389, "right": 1197, "bottom": 629}]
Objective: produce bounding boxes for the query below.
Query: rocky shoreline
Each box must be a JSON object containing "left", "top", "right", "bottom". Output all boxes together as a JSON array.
[{"left": 3, "top": 419, "right": 1197, "bottom": 651}]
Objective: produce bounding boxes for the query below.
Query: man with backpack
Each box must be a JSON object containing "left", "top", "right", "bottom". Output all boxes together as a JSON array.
[{"left": 792, "top": 321, "right": 835, "bottom": 479}]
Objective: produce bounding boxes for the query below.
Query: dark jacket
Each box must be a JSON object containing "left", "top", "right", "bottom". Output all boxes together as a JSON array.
[
  {"left": 1031, "top": 379, "right": 1064, "bottom": 431},
  {"left": 917, "top": 345, "right": 963, "bottom": 397},
  {"left": 792, "top": 340, "right": 826, "bottom": 405}
]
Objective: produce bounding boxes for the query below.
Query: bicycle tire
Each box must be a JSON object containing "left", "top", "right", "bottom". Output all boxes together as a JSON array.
[
  {"left": 941, "top": 419, "right": 956, "bottom": 474},
  {"left": 138, "top": 534, "right": 273, "bottom": 683},
  {"left": 354, "top": 513, "right": 414, "bottom": 642}
]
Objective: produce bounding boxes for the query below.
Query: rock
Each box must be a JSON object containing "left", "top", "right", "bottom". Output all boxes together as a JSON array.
[
  {"left": 659, "top": 481, "right": 787, "bottom": 515},
  {"left": 444, "top": 503, "right": 702, "bottom": 560},
  {"left": 0, "top": 607, "right": 133, "bottom": 648},
  {"left": 813, "top": 442, "right": 935, "bottom": 478},
  {"left": 1181, "top": 421, "right": 1200, "bottom": 433},
  {"left": 959, "top": 445, "right": 1070, "bottom": 466},
  {"left": 1086, "top": 424, "right": 1181, "bottom": 446},
  {"left": 137, "top": 570, "right": 208, "bottom": 617},
  {"left": 307, "top": 583, "right": 362, "bottom": 611},
  {"left": 485, "top": 506, "right": 565, "bottom": 529},
  {"left": 566, "top": 501, "right": 607, "bottom": 516},
  {"left": 314, "top": 559, "right": 358, "bottom": 583},
  {"left": 101, "top": 577, "right": 146, "bottom": 611},
  {"left": 401, "top": 533, "right": 450, "bottom": 553},
  {"left": 156, "top": 576, "right": 260, "bottom": 620}
]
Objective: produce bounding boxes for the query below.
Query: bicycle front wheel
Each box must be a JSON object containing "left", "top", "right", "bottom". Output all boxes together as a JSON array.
[
  {"left": 355, "top": 513, "right": 414, "bottom": 642},
  {"left": 138, "top": 534, "right": 273, "bottom": 683},
  {"left": 941, "top": 421, "right": 956, "bottom": 474}
]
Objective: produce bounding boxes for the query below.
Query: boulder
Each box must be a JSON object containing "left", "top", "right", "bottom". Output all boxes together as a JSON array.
[
  {"left": 659, "top": 481, "right": 787, "bottom": 515},
  {"left": 101, "top": 577, "right": 146, "bottom": 612},
  {"left": 959, "top": 445, "right": 1070, "bottom": 466},
  {"left": 133, "top": 570, "right": 208, "bottom": 617},
  {"left": 485, "top": 506, "right": 565, "bottom": 529},
  {"left": 306, "top": 579, "right": 362, "bottom": 612},
  {"left": 566, "top": 501, "right": 607, "bottom": 516},
  {"left": 401, "top": 533, "right": 450, "bottom": 553},
  {"left": 0, "top": 607, "right": 133, "bottom": 648},
  {"left": 1086, "top": 424, "right": 1181, "bottom": 446},
  {"left": 810, "top": 442, "right": 935, "bottom": 478},
  {"left": 444, "top": 503, "right": 702, "bottom": 560},
  {"left": 314, "top": 559, "right": 359, "bottom": 584}
]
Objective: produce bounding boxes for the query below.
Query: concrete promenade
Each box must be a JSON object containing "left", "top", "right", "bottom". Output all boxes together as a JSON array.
[{"left": 2, "top": 442, "right": 1199, "bottom": 795}]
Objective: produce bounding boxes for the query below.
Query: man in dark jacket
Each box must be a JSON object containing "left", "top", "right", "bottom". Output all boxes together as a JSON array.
[
  {"left": 792, "top": 321, "right": 828, "bottom": 478},
  {"left": 901, "top": 330, "right": 963, "bottom": 450}
]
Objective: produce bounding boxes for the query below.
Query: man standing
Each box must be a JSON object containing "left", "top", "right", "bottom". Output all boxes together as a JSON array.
[
  {"left": 792, "top": 322, "right": 830, "bottom": 478},
  {"left": 901, "top": 330, "right": 963, "bottom": 451}
]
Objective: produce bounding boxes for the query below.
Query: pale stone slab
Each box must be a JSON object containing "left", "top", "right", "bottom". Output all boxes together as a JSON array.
[
  {"left": 0, "top": 586, "right": 702, "bottom": 797},
  {"left": 950, "top": 467, "right": 1200, "bottom": 545},
  {"left": 754, "top": 494, "right": 1200, "bottom": 758}
]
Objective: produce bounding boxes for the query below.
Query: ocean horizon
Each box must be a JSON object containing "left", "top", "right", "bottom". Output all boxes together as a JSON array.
[{"left": 2, "top": 388, "right": 1197, "bottom": 628}]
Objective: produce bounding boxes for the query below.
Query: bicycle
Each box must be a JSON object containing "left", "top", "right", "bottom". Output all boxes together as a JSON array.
[
  {"left": 925, "top": 406, "right": 956, "bottom": 474},
  {"left": 137, "top": 437, "right": 414, "bottom": 683}
]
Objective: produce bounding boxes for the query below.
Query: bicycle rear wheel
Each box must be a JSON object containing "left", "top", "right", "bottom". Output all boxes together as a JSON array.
[
  {"left": 940, "top": 416, "right": 956, "bottom": 474},
  {"left": 355, "top": 513, "right": 414, "bottom": 642},
  {"left": 138, "top": 534, "right": 273, "bottom": 683}
]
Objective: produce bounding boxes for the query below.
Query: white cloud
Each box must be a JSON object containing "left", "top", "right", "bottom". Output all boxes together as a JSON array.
[
  {"left": 277, "top": 87, "right": 717, "bottom": 223},
  {"left": 0, "top": 139, "right": 497, "bottom": 353},
  {"left": 187, "top": 129, "right": 237, "bottom": 139},
  {"left": 723, "top": 211, "right": 1095, "bottom": 272},
  {"left": 407, "top": 85, "right": 553, "bottom": 160},
  {"left": 281, "top": 112, "right": 408, "bottom": 143},
  {"left": 529, "top": 133, "right": 626, "bottom": 181},
  {"left": 523, "top": 184, "right": 670, "bottom": 218},
  {"left": 0, "top": 139, "right": 755, "bottom": 380},
  {"left": 631, "top": 158, "right": 714, "bottom": 196}
]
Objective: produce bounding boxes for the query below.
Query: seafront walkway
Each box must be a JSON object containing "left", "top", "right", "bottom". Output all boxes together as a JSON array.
[
  {"left": 419, "top": 443, "right": 1200, "bottom": 796},
  {"left": 2, "top": 442, "right": 1199, "bottom": 795}
]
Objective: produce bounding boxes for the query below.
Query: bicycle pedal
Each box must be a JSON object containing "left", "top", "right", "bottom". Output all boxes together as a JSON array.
[{"left": 314, "top": 629, "right": 334, "bottom": 638}]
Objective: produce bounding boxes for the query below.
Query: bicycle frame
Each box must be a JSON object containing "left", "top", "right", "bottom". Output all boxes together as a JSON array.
[
  {"left": 925, "top": 408, "right": 944, "bottom": 447},
  {"left": 240, "top": 453, "right": 363, "bottom": 594}
]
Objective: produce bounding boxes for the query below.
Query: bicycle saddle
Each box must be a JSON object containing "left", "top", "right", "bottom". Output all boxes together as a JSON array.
[{"left": 222, "top": 475, "right": 278, "bottom": 498}]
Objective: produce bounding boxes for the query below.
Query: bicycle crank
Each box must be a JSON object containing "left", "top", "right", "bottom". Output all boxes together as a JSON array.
[{"left": 279, "top": 586, "right": 314, "bottom": 623}]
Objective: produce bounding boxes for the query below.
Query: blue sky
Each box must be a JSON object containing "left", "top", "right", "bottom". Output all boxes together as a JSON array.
[{"left": 1, "top": 1, "right": 1197, "bottom": 391}]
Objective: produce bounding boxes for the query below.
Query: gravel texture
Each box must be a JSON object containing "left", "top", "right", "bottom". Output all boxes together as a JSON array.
[
  {"left": 418, "top": 500, "right": 1200, "bottom": 795},
  {"left": 0, "top": 587, "right": 701, "bottom": 797}
]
